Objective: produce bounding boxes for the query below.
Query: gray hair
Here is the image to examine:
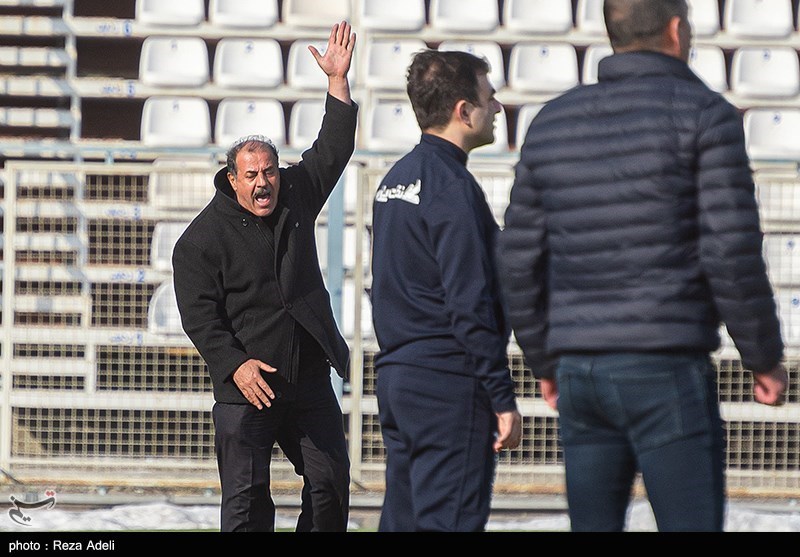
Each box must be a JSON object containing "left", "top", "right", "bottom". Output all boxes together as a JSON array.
[{"left": 225, "top": 134, "right": 279, "bottom": 176}]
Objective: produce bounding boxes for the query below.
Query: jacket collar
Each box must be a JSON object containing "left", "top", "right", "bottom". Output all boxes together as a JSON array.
[
  {"left": 420, "top": 133, "right": 469, "bottom": 167},
  {"left": 598, "top": 51, "right": 703, "bottom": 86}
]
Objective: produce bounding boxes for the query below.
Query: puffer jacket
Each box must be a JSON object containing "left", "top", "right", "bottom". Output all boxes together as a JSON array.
[{"left": 498, "top": 51, "right": 784, "bottom": 379}]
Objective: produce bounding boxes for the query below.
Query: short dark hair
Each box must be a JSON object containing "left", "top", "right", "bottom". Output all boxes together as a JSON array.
[
  {"left": 406, "top": 49, "right": 490, "bottom": 131},
  {"left": 225, "top": 135, "right": 279, "bottom": 176},
  {"left": 604, "top": 0, "right": 688, "bottom": 50}
]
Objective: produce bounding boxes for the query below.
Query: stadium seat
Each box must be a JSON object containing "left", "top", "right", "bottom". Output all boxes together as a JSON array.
[
  {"left": 503, "top": 0, "right": 573, "bottom": 34},
  {"left": 151, "top": 221, "right": 190, "bottom": 273},
  {"left": 775, "top": 289, "right": 800, "bottom": 346},
  {"left": 575, "top": 0, "right": 606, "bottom": 35},
  {"left": 358, "top": 0, "right": 426, "bottom": 32},
  {"left": 148, "top": 280, "right": 188, "bottom": 337},
  {"left": 214, "top": 98, "right": 286, "bottom": 149},
  {"left": 438, "top": 40, "right": 506, "bottom": 90},
  {"left": 208, "top": 0, "right": 278, "bottom": 29},
  {"left": 213, "top": 38, "right": 283, "bottom": 89},
  {"left": 723, "top": 0, "right": 794, "bottom": 39},
  {"left": 473, "top": 107, "right": 509, "bottom": 155},
  {"left": 0, "top": 45, "right": 69, "bottom": 68},
  {"left": 686, "top": 0, "right": 720, "bottom": 37},
  {"left": 689, "top": 45, "right": 728, "bottom": 93},
  {"left": 508, "top": 43, "right": 579, "bottom": 94},
  {"left": 282, "top": 0, "right": 351, "bottom": 28},
  {"left": 287, "top": 39, "right": 335, "bottom": 90},
  {"left": 763, "top": 234, "right": 800, "bottom": 287},
  {"left": 0, "top": 107, "right": 71, "bottom": 128},
  {"left": 363, "top": 98, "right": 420, "bottom": 152},
  {"left": 149, "top": 157, "right": 215, "bottom": 210},
  {"left": 429, "top": 0, "right": 499, "bottom": 32},
  {"left": 582, "top": 43, "right": 613, "bottom": 85},
  {"left": 289, "top": 98, "right": 325, "bottom": 148},
  {"left": 341, "top": 278, "right": 374, "bottom": 340},
  {"left": 743, "top": 108, "right": 800, "bottom": 162},
  {"left": 515, "top": 103, "right": 544, "bottom": 148},
  {"left": 364, "top": 38, "right": 426, "bottom": 90},
  {"left": 140, "top": 96, "right": 211, "bottom": 147},
  {"left": 476, "top": 171, "right": 514, "bottom": 224},
  {"left": 135, "top": 0, "right": 205, "bottom": 27},
  {"left": 139, "top": 36, "right": 209, "bottom": 88},
  {"left": 730, "top": 47, "right": 800, "bottom": 99}
]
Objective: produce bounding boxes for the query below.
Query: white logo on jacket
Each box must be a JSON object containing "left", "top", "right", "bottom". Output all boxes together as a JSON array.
[{"left": 375, "top": 179, "right": 421, "bottom": 205}]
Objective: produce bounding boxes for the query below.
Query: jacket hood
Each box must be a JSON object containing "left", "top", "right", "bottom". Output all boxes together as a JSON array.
[{"left": 212, "top": 165, "right": 258, "bottom": 217}]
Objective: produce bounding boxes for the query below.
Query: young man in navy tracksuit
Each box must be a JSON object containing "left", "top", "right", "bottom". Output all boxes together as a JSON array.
[{"left": 370, "top": 49, "right": 522, "bottom": 532}]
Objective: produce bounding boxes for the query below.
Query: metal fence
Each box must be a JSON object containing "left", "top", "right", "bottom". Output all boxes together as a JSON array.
[{"left": 0, "top": 158, "right": 798, "bottom": 498}]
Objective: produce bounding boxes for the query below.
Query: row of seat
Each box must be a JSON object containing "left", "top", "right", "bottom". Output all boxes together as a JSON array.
[
  {"left": 130, "top": 0, "right": 800, "bottom": 39},
  {"left": 139, "top": 94, "right": 800, "bottom": 162},
  {"left": 137, "top": 35, "right": 800, "bottom": 99},
  {"left": 148, "top": 231, "right": 800, "bottom": 342}
]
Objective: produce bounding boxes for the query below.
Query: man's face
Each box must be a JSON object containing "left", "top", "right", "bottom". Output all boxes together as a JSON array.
[
  {"left": 469, "top": 72, "right": 503, "bottom": 150},
  {"left": 228, "top": 147, "right": 281, "bottom": 217}
]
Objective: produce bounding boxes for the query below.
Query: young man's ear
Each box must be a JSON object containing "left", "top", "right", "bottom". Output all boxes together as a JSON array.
[{"left": 455, "top": 99, "right": 471, "bottom": 126}]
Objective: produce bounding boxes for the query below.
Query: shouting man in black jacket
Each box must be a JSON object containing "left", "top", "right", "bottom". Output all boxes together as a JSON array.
[{"left": 172, "top": 21, "right": 357, "bottom": 532}]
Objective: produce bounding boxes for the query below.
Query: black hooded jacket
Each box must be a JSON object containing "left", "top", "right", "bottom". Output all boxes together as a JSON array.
[{"left": 172, "top": 94, "right": 358, "bottom": 403}]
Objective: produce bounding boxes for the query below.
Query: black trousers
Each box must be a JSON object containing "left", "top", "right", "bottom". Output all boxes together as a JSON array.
[{"left": 213, "top": 369, "right": 350, "bottom": 532}]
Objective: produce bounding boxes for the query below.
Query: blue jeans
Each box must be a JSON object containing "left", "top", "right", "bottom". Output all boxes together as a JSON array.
[{"left": 556, "top": 352, "right": 726, "bottom": 532}]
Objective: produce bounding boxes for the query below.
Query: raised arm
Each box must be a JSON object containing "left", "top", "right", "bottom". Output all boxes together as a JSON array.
[{"left": 308, "top": 20, "right": 356, "bottom": 106}]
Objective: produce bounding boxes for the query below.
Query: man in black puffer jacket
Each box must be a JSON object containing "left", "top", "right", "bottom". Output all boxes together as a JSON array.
[{"left": 498, "top": 0, "right": 788, "bottom": 532}]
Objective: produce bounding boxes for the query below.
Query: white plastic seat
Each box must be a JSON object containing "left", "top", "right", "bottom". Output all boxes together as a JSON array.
[
  {"left": 208, "top": 0, "right": 278, "bottom": 28},
  {"left": 743, "top": 108, "right": 800, "bottom": 162},
  {"left": 140, "top": 96, "right": 211, "bottom": 147},
  {"left": 689, "top": 45, "right": 728, "bottom": 93},
  {"left": 582, "top": 43, "right": 613, "bottom": 85},
  {"left": 151, "top": 221, "right": 190, "bottom": 273},
  {"left": 687, "top": 0, "right": 720, "bottom": 37},
  {"left": 503, "top": 0, "right": 573, "bottom": 34},
  {"left": 282, "top": 0, "right": 351, "bottom": 28},
  {"left": 775, "top": 289, "right": 800, "bottom": 346},
  {"left": 135, "top": 0, "right": 205, "bottom": 26},
  {"left": 429, "top": 0, "right": 499, "bottom": 32},
  {"left": 213, "top": 38, "right": 283, "bottom": 89},
  {"left": 508, "top": 43, "right": 579, "bottom": 94},
  {"left": 438, "top": 40, "right": 506, "bottom": 90},
  {"left": 364, "top": 99, "right": 420, "bottom": 152},
  {"left": 575, "top": 0, "right": 606, "bottom": 35},
  {"left": 288, "top": 99, "right": 326, "bottom": 149},
  {"left": 515, "top": 103, "right": 544, "bottom": 148},
  {"left": 365, "top": 39, "right": 426, "bottom": 90},
  {"left": 724, "top": 0, "right": 794, "bottom": 39},
  {"left": 341, "top": 278, "right": 374, "bottom": 340},
  {"left": 139, "top": 37, "right": 209, "bottom": 88},
  {"left": 473, "top": 107, "right": 509, "bottom": 155},
  {"left": 287, "top": 39, "right": 333, "bottom": 90},
  {"left": 358, "top": 0, "right": 426, "bottom": 31},
  {"left": 763, "top": 234, "right": 800, "bottom": 287},
  {"left": 148, "top": 280, "right": 188, "bottom": 337},
  {"left": 475, "top": 171, "right": 513, "bottom": 224},
  {"left": 730, "top": 47, "right": 800, "bottom": 99},
  {"left": 215, "top": 98, "right": 286, "bottom": 149},
  {"left": 149, "top": 157, "right": 215, "bottom": 210}
]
